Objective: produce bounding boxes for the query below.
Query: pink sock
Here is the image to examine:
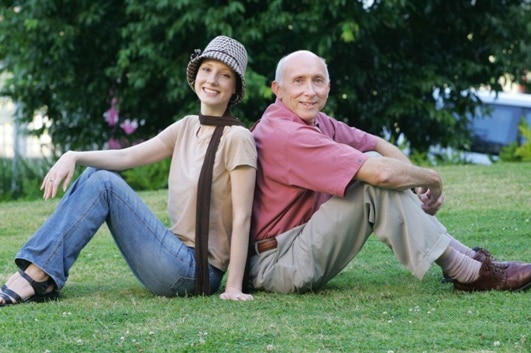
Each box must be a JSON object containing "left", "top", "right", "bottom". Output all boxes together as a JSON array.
[
  {"left": 448, "top": 237, "right": 476, "bottom": 258},
  {"left": 436, "top": 247, "right": 482, "bottom": 283}
]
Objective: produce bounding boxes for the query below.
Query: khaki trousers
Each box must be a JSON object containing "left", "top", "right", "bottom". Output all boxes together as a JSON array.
[{"left": 250, "top": 182, "right": 451, "bottom": 293}]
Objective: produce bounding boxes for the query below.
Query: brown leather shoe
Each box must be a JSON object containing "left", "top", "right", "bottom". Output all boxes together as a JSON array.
[
  {"left": 454, "top": 260, "right": 531, "bottom": 292},
  {"left": 473, "top": 248, "right": 509, "bottom": 268}
]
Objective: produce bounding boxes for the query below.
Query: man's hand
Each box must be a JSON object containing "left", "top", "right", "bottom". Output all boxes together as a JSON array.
[{"left": 415, "top": 187, "right": 444, "bottom": 215}]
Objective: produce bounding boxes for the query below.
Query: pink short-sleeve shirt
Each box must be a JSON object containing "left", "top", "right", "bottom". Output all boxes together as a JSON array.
[{"left": 251, "top": 99, "right": 379, "bottom": 241}]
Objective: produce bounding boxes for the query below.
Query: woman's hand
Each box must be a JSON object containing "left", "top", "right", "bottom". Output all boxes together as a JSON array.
[
  {"left": 41, "top": 151, "right": 77, "bottom": 200},
  {"left": 219, "top": 286, "right": 253, "bottom": 301}
]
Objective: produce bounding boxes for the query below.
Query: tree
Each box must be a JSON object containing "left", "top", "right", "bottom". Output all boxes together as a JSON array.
[{"left": 1, "top": 0, "right": 530, "bottom": 154}]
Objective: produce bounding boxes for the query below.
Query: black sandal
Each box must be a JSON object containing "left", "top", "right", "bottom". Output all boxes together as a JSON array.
[{"left": 0, "top": 269, "right": 59, "bottom": 306}]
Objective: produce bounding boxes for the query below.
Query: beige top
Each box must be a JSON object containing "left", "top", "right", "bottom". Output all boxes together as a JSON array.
[{"left": 156, "top": 115, "right": 257, "bottom": 271}]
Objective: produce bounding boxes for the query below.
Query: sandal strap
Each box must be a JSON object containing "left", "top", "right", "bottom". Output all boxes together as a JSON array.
[
  {"left": 17, "top": 269, "right": 50, "bottom": 296},
  {"left": 1, "top": 284, "right": 22, "bottom": 304}
]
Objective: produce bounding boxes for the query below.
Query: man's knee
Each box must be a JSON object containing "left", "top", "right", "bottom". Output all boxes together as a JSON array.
[{"left": 252, "top": 263, "right": 323, "bottom": 294}]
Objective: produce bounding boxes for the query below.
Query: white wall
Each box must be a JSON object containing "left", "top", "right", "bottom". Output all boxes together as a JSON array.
[{"left": 0, "top": 97, "right": 52, "bottom": 158}]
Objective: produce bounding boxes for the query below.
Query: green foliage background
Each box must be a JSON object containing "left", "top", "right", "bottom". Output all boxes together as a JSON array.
[{"left": 1, "top": 0, "right": 530, "bottom": 154}]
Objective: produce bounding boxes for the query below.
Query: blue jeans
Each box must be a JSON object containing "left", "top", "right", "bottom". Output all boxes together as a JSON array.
[{"left": 15, "top": 168, "right": 224, "bottom": 297}]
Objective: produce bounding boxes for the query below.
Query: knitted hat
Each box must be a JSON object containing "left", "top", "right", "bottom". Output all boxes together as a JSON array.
[{"left": 186, "top": 36, "right": 247, "bottom": 104}]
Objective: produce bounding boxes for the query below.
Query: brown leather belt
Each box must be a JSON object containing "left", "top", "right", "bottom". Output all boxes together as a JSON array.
[{"left": 250, "top": 238, "right": 278, "bottom": 256}]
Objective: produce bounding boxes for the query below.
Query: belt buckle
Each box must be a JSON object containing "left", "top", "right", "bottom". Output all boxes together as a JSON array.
[{"left": 254, "top": 241, "right": 261, "bottom": 255}]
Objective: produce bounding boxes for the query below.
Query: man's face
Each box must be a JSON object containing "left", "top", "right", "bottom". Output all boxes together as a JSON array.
[{"left": 272, "top": 52, "right": 330, "bottom": 125}]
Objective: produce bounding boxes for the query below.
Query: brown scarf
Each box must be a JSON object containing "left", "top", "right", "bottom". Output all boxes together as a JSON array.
[{"left": 196, "top": 112, "right": 245, "bottom": 295}]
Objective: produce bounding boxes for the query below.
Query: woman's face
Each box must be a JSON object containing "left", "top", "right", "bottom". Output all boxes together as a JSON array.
[{"left": 195, "top": 59, "right": 237, "bottom": 116}]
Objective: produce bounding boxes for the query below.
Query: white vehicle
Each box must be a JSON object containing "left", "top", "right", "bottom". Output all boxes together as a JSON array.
[
  {"left": 468, "top": 90, "right": 531, "bottom": 155},
  {"left": 429, "top": 89, "right": 531, "bottom": 164}
]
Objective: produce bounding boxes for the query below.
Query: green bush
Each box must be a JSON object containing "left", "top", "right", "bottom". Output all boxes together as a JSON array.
[
  {"left": 500, "top": 119, "right": 531, "bottom": 162},
  {"left": 121, "top": 158, "right": 170, "bottom": 191},
  {"left": 0, "top": 157, "right": 52, "bottom": 201},
  {"left": 1, "top": 156, "right": 169, "bottom": 202},
  {"left": 499, "top": 142, "right": 520, "bottom": 162},
  {"left": 515, "top": 119, "right": 531, "bottom": 161}
]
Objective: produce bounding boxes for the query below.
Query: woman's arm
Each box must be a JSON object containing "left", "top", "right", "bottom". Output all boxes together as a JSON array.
[
  {"left": 42, "top": 137, "right": 172, "bottom": 199},
  {"left": 219, "top": 165, "right": 256, "bottom": 301}
]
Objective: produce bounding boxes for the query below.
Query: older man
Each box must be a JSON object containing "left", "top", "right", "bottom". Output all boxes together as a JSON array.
[{"left": 248, "top": 50, "right": 531, "bottom": 294}]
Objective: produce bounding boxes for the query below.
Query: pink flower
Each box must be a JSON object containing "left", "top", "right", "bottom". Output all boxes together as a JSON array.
[
  {"left": 120, "top": 119, "right": 138, "bottom": 135},
  {"left": 104, "top": 97, "right": 119, "bottom": 126},
  {"left": 107, "top": 138, "right": 122, "bottom": 149}
]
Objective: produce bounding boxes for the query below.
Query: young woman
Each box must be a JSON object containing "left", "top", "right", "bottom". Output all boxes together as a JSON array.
[{"left": 0, "top": 35, "right": 256, "bottom": 306}]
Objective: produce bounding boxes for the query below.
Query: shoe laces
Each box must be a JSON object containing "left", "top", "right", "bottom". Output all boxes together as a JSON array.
[
  {"left": 483, "top": 258, "right": 506, "bottom": 274},
  {"left": 474, "top": 247, "right": 496, "bottom": 261}
]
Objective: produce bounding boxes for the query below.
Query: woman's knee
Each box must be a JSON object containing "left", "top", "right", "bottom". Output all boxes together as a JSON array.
[{"left": 86, "top": 169, "right": 124, "bottom": 188}]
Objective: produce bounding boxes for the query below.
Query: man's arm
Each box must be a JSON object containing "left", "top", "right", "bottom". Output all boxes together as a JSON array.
[
  {"left": 372, "top": 136, "right": 412, "bottom": 164},
  {"left": 355, "top": 136, "right": 443, "bottom": 215}
]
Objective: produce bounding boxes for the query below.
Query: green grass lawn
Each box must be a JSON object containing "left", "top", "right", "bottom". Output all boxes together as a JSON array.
[{"left": 1, "top": 163, "right": 530, "bottom": 353}]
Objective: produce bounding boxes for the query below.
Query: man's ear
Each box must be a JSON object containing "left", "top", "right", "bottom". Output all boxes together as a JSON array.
[{"left": 271, "top": 81, "right": 280, "bottom": 97}]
